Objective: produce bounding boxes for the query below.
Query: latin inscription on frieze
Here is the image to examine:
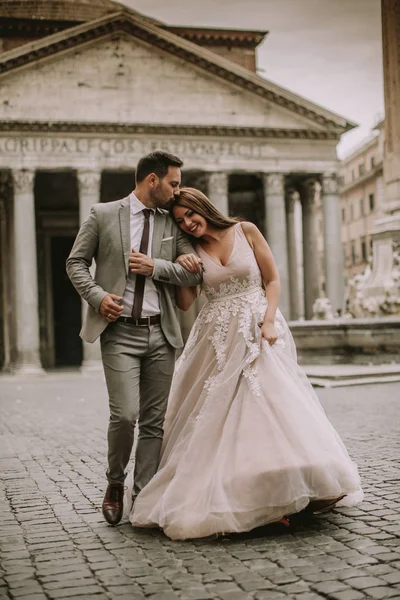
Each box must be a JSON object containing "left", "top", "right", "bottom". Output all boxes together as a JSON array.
[{"left": 0, "top": 136, "right": 273, "bottom": 161}]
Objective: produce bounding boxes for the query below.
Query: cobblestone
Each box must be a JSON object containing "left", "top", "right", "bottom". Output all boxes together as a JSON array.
[{"left": 0, "top": 376, "right": 400, "bottom": 599}]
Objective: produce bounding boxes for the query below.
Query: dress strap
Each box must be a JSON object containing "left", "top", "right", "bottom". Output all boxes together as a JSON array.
[{"left": 235, "top": 221, "right": 247, "bottom": 241}]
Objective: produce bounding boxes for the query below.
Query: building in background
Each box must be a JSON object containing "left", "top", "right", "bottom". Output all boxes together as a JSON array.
[
  {"left": 0, "top": 0, "right": 352, "bottom": 373},
  {"left": 314, "top": 125, "right": 384, "bottom": 308},
  {"left": 340, "top": 125, "right": 384, "bottom": 292}
]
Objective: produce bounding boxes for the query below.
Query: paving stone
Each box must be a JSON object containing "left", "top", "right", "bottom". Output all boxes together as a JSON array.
[
  {"left": 327, "top": 591, "right": 365, "bottom": 600},
  {"left": 364, "top": 588, "right": 400, "bottom": 599},
  {"left": 346, "top": 576, "right": 387, "bottom": 590},
  {"left": 217, "top": 592, "right": 252, "bottom": 600},
  {"left": 310, "top": 580, "right": 350, "bottom": 594},
  {"left": 253, "top": 592, "right": 288, "bottom": 600},
  {"left": 382, "top": 573, "right": 400, "bottom": 585}
]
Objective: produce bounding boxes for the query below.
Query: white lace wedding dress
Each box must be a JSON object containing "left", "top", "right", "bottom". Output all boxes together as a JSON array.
[{"left": 128, "top": 223, "right": 363, "bottom": 540}]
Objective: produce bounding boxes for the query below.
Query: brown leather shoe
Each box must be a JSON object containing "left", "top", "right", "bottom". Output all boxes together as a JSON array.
[{"left": 102, "top": 483, "right": 124, "bottom": 525}]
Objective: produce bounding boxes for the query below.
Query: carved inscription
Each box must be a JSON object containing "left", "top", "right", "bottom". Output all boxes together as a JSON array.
[{"left": 0, "top": 136, "right": 273, "bottom": 161}]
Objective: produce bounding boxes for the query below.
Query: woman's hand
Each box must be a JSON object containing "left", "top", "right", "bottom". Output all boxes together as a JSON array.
[
  {"left": 176, "top": 253, "right": 203, "bottom": 274},
  {"left": 260, "top": 321, "right": 278, "bottom": 345}
]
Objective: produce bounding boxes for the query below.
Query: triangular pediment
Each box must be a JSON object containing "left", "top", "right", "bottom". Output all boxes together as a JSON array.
[{"left": 0, "top": 10, "right": 355, "bottom": 133}]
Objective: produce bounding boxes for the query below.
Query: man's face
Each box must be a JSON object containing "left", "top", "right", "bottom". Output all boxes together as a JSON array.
[{"left": 150, "top": 166, "right": 181, "bottom": 208}]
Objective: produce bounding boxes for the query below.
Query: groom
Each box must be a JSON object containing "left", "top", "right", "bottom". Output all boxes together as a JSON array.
[{"left": 66, "top": 151, "right": 202, "bottom": 525}]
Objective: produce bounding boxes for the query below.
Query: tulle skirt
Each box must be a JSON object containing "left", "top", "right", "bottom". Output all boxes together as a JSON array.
[{"left": 128, "top": 292, "right": 363, "bottom": 540}]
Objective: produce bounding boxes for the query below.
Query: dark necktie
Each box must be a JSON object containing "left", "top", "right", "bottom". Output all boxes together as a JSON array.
[{"left": 131, "top": 209, "right": 151, "bottom": 321}]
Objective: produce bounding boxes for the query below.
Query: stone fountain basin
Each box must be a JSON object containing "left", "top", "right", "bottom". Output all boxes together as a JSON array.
[{"left": 289, "top": 317, "right": 400, "bottom": 366}]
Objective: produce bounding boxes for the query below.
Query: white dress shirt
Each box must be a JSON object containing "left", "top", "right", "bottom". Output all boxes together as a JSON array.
[{"left": 121, "top": 193, "right": 160, "bottom": 317}]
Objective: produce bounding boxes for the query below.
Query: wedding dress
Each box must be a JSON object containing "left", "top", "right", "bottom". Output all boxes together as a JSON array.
[{"left": 128, "top": 223, "right": 363, "bottom": 540}]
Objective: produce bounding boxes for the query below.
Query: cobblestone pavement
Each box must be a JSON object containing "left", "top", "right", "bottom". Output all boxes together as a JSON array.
[{"left": 1, "top": 375, "right": 400, "bottom": 600}]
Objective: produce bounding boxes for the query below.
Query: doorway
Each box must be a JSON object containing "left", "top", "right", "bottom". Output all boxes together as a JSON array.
[
  {"left": 228, "top": 174, "right": 265, "bottom": 235},
  {"left": 50, "top": 236, "right": 82, "bottom": 367}
]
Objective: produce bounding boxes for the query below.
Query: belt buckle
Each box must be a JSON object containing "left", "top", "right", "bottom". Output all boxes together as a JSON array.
[{"left": 137, "top": 316, "right": 151, "bottom": 326}]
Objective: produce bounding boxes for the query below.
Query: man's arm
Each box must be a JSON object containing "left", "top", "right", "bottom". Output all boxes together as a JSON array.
[
  {"left": 152, "top": 259, "right": 202, "bottom": 287},
  {"left": 152, "top": 225, "right": 202, "bottom": 287},
  {"left": 66, "top": 208, "right": 108, "bottom": 312}
]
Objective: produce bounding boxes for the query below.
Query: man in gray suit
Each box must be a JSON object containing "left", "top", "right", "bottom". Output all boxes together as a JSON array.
[{"left": 66, "top": 151, "right": 202, "bottom": 525}]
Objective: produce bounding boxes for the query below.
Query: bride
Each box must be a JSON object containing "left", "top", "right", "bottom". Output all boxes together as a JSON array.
[{"left": 127, "top": 187, "right": 363, "bottom": 540}]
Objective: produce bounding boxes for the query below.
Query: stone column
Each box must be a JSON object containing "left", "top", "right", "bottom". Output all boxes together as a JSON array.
[
  {"left": 300, "top": 179, "right": 320, "bottom": 320},
  {"left": 285, "top": 190, "right": 300, "bottom": 320},
  {"left": 357, "top": 1, "right": 400, "bottom": 314},
  {"left": 77, "top": 169, "right": 103, "bottom": 372},
  {"left": 207, "top": 172, "right": 229, "bottom": 215},
  {"left": 381, "top": 0, "right": 400, "bottom": 214},
  {"left": 321, "top": 173, "right": 344, "bottom": 313},
  {"left": 263, "top": 173, "right": 290, "bottom": 318},
  {"left": 13, "top": 169, "right": 44, "bottom": 374}
]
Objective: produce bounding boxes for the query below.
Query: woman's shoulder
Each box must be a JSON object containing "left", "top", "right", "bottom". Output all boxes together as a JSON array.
[{"left": 237, "top": 221, "right": 259, "bottom": 235}]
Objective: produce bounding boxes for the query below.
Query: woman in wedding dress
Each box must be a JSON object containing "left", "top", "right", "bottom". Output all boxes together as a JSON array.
[{"left": 128, "top": 187, "right": 363, "bottom": 541}]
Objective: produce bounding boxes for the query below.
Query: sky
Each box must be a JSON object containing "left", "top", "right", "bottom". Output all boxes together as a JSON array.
[{"left": 118, "top": 0, "right": 383, "bottom": 158}]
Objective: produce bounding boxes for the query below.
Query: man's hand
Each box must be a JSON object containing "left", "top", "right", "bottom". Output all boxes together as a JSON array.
[
  {"left": 129, "top": 250, "right": 154, "bottom": 276},
  {"left": 100, "top": 294, "right": 123, "bottom": 322},
  {"left": 175, "top": 253, "right": 203, "bottom": 274}
]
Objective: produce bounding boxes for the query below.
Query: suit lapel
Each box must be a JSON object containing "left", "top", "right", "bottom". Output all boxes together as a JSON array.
[
  {"left": 119, "top": 196, "right": 131, "bottom": 274},
  {"left": 152, "top": 209, "right": 167, "bottom": 258}
]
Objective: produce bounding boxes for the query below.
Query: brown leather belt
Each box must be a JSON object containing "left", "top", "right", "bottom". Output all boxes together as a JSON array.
[{"left": 118, "top": 315, "right": 161, "bottom": 326}]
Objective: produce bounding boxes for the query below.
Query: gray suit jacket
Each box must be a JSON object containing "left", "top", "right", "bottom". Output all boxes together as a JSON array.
[{"left": 66, "top": 196, "right": 202, "bottom": 348}]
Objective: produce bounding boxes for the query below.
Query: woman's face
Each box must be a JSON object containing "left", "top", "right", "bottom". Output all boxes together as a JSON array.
[{"left": 172, "top": 205, "right": 207, "bottom": 238}]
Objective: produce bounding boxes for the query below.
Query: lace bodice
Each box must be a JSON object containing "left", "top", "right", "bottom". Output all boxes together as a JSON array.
[{"left": 197, "top": 223, "right": 263, "bottom": 301}]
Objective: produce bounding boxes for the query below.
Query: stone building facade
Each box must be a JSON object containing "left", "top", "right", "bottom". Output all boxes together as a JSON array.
[
  {"left": 0, "top": 0, "right": 353, "bottom": 373},
  {"left": 340, "top": 127, "right": 384, "bottom": 285}
]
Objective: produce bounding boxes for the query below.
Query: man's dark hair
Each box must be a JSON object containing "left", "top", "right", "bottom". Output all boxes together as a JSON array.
[{"left": 135, "top": 151, "right": 183, "bottom": 184}]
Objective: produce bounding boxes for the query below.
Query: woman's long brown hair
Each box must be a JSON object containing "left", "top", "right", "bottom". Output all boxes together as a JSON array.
[{"left": 172, "top": 187, "right": 239, "bottom": 230}]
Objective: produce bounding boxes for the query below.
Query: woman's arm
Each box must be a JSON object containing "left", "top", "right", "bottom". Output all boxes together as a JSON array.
[
  {"left": 175, "top": 285, "right": 199, "bottom": 311},
  {"left": 174, "top": 253, "right": 202, "bottom": 311},
  {"left": 240, "top": 222, "right": 281, "bottom": 344}
]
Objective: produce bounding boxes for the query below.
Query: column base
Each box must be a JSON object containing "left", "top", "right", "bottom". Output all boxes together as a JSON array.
[
  {"left": 14, "top": 363, "right": 45, "bottom": 377},
  {"left": 80, "top": 360, "right": 103, "bottom": 374}
]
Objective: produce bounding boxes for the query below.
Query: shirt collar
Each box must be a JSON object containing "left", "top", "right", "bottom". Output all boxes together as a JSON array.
[{"left": 129, "top": 192, "right": 156, "bottom": 215}]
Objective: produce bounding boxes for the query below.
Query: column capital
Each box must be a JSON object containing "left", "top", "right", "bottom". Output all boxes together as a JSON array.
[
  {"left": 77, "top": 169, "right": 102, "bottom": 195},
  {"left": 13, "top": 169, "right": 35, "bottom": 194},
  {"left": 207, "top": 171, "right": 228, "bottom": 193},
  {"left": 321, "top": 173, "right": 339, "bottom": 195},
  {"left": 263, "top": 172, "right": 284, "bottom": 196}
]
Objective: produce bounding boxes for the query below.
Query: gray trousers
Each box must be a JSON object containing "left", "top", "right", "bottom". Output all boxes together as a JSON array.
[{"left": 100, "top": 321, "right": 176, "bottom": 496}]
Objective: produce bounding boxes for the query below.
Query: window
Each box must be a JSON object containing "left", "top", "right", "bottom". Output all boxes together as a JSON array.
[
  {"left": 360, "top": 197, "right": 364, "bottom": 217},
  {"left": 351, "top": 241, "right": 356, "bottom": 265},
  {"left": 342, "top": 207, "right": 346, "bottom": 223},
  {"left": 369, "top": 193, "right": 375, "bottom": 211},
  {"left": 359, "top": 163, "right": 365, "bottom": 177},
  {"left": 351, "top": 169, "right": 355, "bottom": 181},
  {"left": 371, "top": 156, "right": 375, "bottom": 169},
  {"left": 361, "top": 238, "right": 367, "bottom": 261},
  {"left": 350, "top": 203, "right": 354, "bottom": 221},
  {"left": 370, "top": 238, "right": 373, "bottom": 255}
]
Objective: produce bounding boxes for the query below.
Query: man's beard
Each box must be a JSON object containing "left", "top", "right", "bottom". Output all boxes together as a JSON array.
[{"left": 149, "top": 185, "right": 174, "bottom": 208}]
